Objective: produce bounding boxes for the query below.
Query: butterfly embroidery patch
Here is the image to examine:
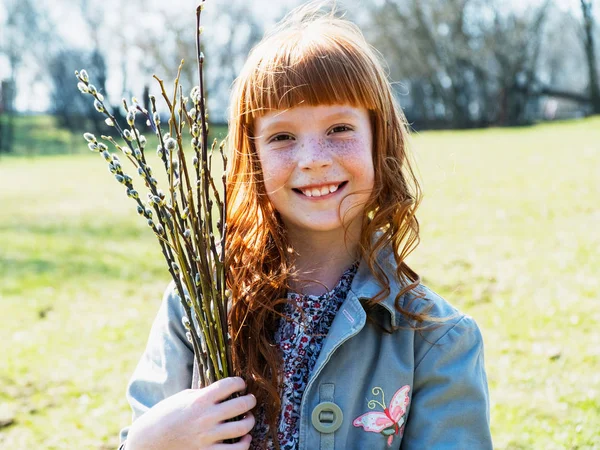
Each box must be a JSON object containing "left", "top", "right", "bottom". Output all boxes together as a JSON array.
[{"left": 352, "top": 385, "right": 411, "bottom": 447}]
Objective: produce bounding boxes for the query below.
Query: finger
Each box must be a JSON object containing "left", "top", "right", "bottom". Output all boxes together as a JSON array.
[
  {"left": 212, "top": 394, "right": 257, "bottom": 421},
  {"left": 213, "top": 413, "right": 256, "bottom": 441},
  {"left": 211, "top": 433, "right": 253, "bottom": 450},
  {"left": 201, "top": 377, "right": 247, "bottom": 404}
]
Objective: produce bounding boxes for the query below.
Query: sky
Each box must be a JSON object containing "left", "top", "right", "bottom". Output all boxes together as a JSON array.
[
  {"left": 1, "top": 0, "right": 300, "bottom": 112},
  {"left": 0, "top": 0, "right": 595, "bottom": 113}
]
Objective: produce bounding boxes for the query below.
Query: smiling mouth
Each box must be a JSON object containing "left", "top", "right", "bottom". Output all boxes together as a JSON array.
[{"left": 292, "top": 181, "right": 348, "bottom": 198}]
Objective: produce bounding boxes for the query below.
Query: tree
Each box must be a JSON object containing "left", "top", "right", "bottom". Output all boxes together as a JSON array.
[
  {"left": 124, "top": 0, "right": 265, "bottom": 122},
  {"left": 368, "top": 0, "right": 552, "bottom": 128},
  {"left": 0, "top": 0, "right": 43, "bottom": 152},
  {"left": 581, "top": 0, "right": 600, "bottom": 113},
  {"left": 48, "top": 48, "right": 109, "bottom": 133},
  {"left": 203, "top": 1, "right": 264, "bottom": 121},
  {"left": 0, "top": 80, "right": 16, "bottom": 154},
  {"left": 0, "top": 0, "right": 58, "bottom": 152},
  {"left": 484, "top": 1, "right": 551, "bottom": 125}
]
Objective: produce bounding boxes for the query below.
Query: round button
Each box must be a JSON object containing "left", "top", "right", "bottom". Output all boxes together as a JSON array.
[{"left": 311, "top": 401, "right": 344, "bottom": 433}]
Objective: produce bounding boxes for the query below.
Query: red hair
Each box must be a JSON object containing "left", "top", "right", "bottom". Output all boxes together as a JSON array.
[{"left": 225, "top": 4, "right": 424, "bottom": 443}]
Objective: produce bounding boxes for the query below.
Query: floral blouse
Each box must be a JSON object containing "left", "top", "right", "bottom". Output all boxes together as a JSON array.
[{"left": 251, "top": 263, "right": 359, "bottom": 449}]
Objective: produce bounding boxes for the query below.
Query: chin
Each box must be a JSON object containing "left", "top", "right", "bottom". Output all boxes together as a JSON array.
[
  {"left": 288, "top": 214, "right": 361, "bottom": 235},
  {"left": 293, "top": 222, "right": 344, "bottom": 233}
]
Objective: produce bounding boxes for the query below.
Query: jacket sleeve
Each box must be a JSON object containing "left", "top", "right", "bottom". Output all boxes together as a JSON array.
[
  {"left": 118, "top": 282, "right": 194, "bottom": 446},
  {"left": 400, "top": 315, "right": 493, "bottom": 449}
]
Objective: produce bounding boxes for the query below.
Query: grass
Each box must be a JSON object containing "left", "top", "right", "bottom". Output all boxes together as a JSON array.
[
  {"left": 1, "top": 116, "right": 599, "bottom": 448},
  {"left": 0, "top": 114, "right": 81, "bottom": 155},
  {"left": 0, "top": 113, "right": 229, "bottom": 156}
]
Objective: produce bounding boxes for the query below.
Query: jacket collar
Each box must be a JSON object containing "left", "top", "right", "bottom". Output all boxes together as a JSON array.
[{"left": 349, "top": 243, "right": 408, "bottom": 330}]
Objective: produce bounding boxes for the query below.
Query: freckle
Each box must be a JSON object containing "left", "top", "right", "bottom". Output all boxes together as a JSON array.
[{"left": 332, "top": 140, "right": 362, "bottom": 158}]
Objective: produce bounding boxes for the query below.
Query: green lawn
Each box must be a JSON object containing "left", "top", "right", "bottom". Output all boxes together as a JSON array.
[
  {"left": 0, "top": 113, "right": 229, "bottom": 156},
  {"left": 1, "top": 117, "right": 599, "bottom": 448}
]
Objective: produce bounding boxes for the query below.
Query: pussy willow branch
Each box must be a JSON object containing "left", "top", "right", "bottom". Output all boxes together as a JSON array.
[
  {"left": 153, "top": 74, "right": 224, "bottom": 381},
  {"left": 75, "top": 0, "right": 230, "bottom": 386},
  {"left": 195, "top": 0, "right": 231, "bottom": 377}
]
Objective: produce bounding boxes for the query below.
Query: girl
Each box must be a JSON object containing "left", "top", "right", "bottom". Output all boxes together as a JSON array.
[{"left": 119, "top": 3, "right": 493, "bottom": 449}]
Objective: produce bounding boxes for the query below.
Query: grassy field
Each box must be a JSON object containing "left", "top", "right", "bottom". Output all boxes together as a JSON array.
[
  {"left": 0, "top": 114, "right": 229, "bottom": 156},
  {"left": 0, "top": 114, "right": 82, "bottom": 155},
  {"left": 1, "top": 117, "right": 599, "bottom": 449}
]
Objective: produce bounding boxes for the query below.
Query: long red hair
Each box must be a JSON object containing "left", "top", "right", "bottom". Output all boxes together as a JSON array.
[{"left": 225, "top": 3, "right": 425, "bottom": 442}]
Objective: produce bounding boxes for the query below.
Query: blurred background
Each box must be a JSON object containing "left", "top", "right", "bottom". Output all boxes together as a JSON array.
[{"left": 0, "top": 0, "right": 599, "bottom": 448}]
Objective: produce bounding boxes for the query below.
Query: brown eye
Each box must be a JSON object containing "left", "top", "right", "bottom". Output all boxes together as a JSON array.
[
  {"left": 329, "top": 125, "right": 353, "bottom": 134},
  {"left": 270, "top": 134, "right": 294, "bottom": 143}
]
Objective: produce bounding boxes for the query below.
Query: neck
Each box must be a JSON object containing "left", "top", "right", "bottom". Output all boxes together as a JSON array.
[{"left": 286, "top": 224, "right": 361, "bottom": 296}]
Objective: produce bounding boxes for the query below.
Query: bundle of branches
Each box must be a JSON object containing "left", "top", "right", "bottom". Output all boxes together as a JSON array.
[{"left": 74, "top": 2, "right": 230, "bottom": 388}]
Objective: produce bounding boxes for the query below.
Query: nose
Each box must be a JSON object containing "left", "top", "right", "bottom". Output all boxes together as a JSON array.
[{"left": 298, "top": 138, "right": 333, "bottom": 171}]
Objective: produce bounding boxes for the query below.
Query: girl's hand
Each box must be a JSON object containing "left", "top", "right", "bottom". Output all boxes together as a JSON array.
[{"left": 125, "top": 377, "right": 256, "bottom": 450}]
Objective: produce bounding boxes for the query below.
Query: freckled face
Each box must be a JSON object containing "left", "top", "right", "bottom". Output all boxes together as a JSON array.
[{"left": 254, "top": 104, "right": 375, "bottom": 235}]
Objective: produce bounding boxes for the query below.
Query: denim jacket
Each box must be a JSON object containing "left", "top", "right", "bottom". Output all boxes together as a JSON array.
[{"left": 119, "top": 244, "right": 493, "bottom": 449}]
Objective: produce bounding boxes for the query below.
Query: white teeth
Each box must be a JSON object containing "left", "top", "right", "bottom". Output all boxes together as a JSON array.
[{"left": 300, "top": 183, "right": 341, "bottom": 197}]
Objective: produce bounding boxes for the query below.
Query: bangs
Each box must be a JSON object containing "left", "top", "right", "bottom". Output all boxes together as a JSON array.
[{"left": 242, "top": 29, "right": 381, "bottom": 121}]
